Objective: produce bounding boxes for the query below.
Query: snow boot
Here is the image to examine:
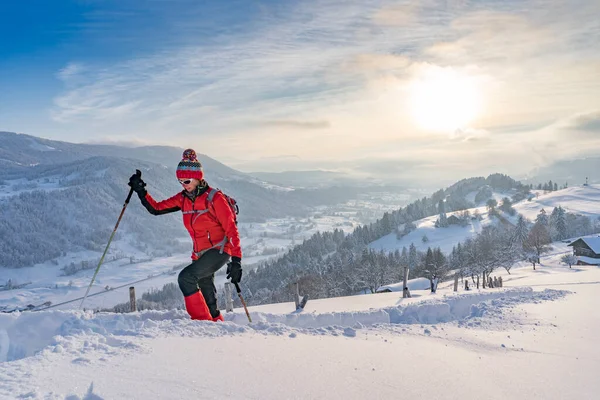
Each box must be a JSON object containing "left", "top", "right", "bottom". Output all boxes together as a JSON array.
[
  {"left": 183, "top": 291, "right": 212, "bottom": 321},
  {"left": 212, "top": 311, "right": 224, "bottom": 322}
]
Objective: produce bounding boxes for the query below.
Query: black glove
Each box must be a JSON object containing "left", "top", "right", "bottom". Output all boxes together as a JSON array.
[
  {"left": 226, "top": 257, "right": 242, "bottom": 284},
  {"left": 128, "top": 172, "right": 146, "bottom": 194}
]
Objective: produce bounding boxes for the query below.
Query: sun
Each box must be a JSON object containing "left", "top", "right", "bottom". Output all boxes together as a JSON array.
[{"left": 409, "top": 67, "right": 482, "bottom": 133}]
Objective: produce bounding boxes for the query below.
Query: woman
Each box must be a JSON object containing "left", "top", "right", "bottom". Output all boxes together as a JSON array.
[{"left": 128, "top": 149, "right": 242, "bottom": 321}]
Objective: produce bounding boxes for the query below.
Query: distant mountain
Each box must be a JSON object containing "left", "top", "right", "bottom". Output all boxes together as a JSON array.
[
  {"left": 521, "top": 157, "right": 600, "bottom": 186},
  {"left": 0, "top": 132, "right": 374, "bottom": 268},
  {"left": 0, "top": 131, "right": 246, "bottom": 180},
  {"left": 249, "top": 170, "right": 355, "bottom": 188}
]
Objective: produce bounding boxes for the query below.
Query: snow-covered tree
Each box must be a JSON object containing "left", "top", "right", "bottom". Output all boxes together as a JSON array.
[
  {"left": 417, "top": 247, "right": 448, "bottom": 293},
  {"left": 535, "top": 208, "right": 549, "bottom": 227},
  {"left": 506, "top": 214, "right": 530, "bottom": 273},
  {"left": 436, "top": 199, "right": 448, "bottom": 228},
  {"left": 408, "top": 243, "right": 418, "bottom": 271},
  {"left": 499, "top": 197, "right": 516, "bottom": 215},
  {"left": 549, "top": 206, "right": 567, "bottom": 240},
  {"left": 560, "top": 254, "right": 577, "bottom": 268},
  {"left": 486, "top": 198, "right": 498, "bottom": 213}
]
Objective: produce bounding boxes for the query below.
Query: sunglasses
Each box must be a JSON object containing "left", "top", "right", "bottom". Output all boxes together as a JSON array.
[{"left": 178, "top": 179, "right": 193, "bottom": 185}]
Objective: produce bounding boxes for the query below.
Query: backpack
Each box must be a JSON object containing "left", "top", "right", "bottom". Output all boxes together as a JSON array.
[{"left": 207, "top": 188, "right": 239, "bottom": 225}]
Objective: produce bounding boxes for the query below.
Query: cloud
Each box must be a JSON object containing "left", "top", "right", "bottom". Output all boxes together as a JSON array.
[
  {"left": 371, "top": 4, "right": 420, "bottom": 26},
  {"left": 450, "top": 128, "right": 491, "bottom": 142},
  {"left": 258, "top": 120, "right": 331, "bottom": 130},
  {"left": 563, "top": 111, "right": 600, "bottom": 132},
  {"left": 45, "top": 0, "right": 600, "bottom": 187},
  {"left": 57, "top": 63, "right": 84, "bottom": 82},
  {"left": 342, "top": 53, "right": 411, "bottom": 75}
]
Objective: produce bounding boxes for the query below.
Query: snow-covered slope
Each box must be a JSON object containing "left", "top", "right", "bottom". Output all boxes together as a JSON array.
[
  {"left": 1, "top": 251, "right": 598, "bottom": 400},
  {"left": 370, "top": 185, "right": 600, "bottom": 254},
  {"left": 513, "top": 185, "right": 600, "bottom": 221}
]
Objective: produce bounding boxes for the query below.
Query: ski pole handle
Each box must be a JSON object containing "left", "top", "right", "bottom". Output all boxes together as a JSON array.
[{"left": 125, "top": 169, "right": 142, "bottom": 203}]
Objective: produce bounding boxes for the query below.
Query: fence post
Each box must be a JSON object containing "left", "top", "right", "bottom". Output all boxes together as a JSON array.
[
  {"left": 294, "top": 282, "right": 300, "bottom": 310},
  {"left": 453, "top": 273, "right": 459, "bottom": 292},
  {"left": 129, "top": 286, "right": 136, "bottom": 312},
  {"left": 402, "top": 266, "right": 411, "bottom": 298},
  {"left": 224, "top": 282, "right": 234, "bottom": 312}
]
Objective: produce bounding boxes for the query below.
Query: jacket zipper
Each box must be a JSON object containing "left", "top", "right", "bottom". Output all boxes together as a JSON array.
[{"left": 190, "top": 196, "right": 198, "bottom": 254}]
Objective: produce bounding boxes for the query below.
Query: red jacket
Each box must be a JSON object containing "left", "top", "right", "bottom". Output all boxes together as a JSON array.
[{"left": 139, "top": 186, "right": 242, "bottom": 260}]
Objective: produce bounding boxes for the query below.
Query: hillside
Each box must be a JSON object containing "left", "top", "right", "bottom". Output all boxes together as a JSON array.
[
  {"left": 370, "top": 184, "right": 600, "bottom": 254},
  {"left": 239, "top": 174, "right": 531, "bottom": 304},
  {"left": 0, "top": 132, "right": 399, "bottom": 269}
]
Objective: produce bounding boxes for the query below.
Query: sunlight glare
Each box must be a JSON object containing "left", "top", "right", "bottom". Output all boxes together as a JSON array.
[{"left": 409, "top": 67, "right": 482, "bottom": 133}]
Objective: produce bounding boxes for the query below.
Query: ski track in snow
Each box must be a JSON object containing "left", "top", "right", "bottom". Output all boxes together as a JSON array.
[{"left": 0, "top": 287, "right": 568, "bottom": 364}]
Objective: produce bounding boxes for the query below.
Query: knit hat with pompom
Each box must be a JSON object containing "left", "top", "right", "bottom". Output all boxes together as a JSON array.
[{"left": 176, "top": 149, "right": 204, "bottom": 180}]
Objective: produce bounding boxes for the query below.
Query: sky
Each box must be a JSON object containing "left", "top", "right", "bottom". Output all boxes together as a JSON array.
[{"left": 1, "top": 0, "right": 599, "bottom": 183}]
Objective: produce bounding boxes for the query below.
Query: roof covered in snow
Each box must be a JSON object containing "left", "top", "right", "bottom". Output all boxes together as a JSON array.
[
  {"left": 576, "top": 255, "right": 600, "bottom": 265},
  {"left": 376, "top": 277, "right": 431, "bottom": 293},
  {"left": 568, "top": 236, "right": 600, "bottom": 254}
]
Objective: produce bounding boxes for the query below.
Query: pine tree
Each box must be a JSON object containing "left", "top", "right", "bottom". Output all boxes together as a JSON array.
[
  {"left": 400, "top": 246, "right": 409, "bottom": 267},
  {"left": 554, "top": 206, "right": 567, "bottom": 240},
  {"left": 512, "top": 215, "right": 529, "bottom": 250},
  {"left": 408, "top": 243, "right": 418, "bottom": 270},
  {"left": 535, "top": 208, "right": 549, "bottom": 227}
]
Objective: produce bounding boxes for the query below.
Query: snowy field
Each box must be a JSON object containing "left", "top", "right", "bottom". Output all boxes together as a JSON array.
[
  {"left": 1, "top": 249, "right": 598, "bottom": 399},
  {"left": 370, "top": 184, "right": 600, "bottom": 254}
]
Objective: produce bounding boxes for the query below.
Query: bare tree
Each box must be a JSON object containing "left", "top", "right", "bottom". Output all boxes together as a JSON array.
[{"left": 526, "top": 223, "right": 551, "bottom": 270}]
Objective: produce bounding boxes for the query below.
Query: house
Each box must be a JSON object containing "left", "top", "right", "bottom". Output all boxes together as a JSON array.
[
  {"left": 376, "top": 277, "right": 431, "bottom": 293},
  {"left": 567, "top": 236, "right": 600, "bottom": 265}
]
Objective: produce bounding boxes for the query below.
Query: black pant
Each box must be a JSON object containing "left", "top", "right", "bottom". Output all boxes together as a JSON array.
[{"left": 178, "top": 249, "right": 231, "bottom": 318}]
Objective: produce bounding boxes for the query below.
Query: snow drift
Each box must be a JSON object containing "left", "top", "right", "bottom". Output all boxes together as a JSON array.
[{"left": 0, "top": 287, "right": 568, "bottom": 362}]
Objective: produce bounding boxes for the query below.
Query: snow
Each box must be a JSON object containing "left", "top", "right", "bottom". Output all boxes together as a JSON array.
[
  {"left": 376, "top": 277, "right": 431, "bottom": 292},
  {"left": 514, "top": 184, "right": 600, "bottom": 221},
  {"left": 573, "top": 255, "right": 600, "bottom": 265},
  {"left": 1, "top": 252, "right": 599, "bottom": 399},
  {"left": 2, "top": 185, "right": 600, "bottom": 398},
  {"left": 0, "top": 177, "right": 66, "bottom": 199},
  {"left": 27, "top": 138, "right": 56, "bottom": 152},
  {"left": 370, "top": 208, "right": 493, "bottom": 253},
  {"left": 370, "top": 184, "right": 600, "bottom": 254},
  {"left": 568, "top": 235, "right": 600, "bottom": 253}
]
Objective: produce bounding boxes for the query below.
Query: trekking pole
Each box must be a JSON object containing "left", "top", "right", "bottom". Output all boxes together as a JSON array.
[
  {"left": 234, "top": 282, "right": 252, "bottom": 323},
  {"left": 80, "top": 169, "right": 141, "bottom": 310}
]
